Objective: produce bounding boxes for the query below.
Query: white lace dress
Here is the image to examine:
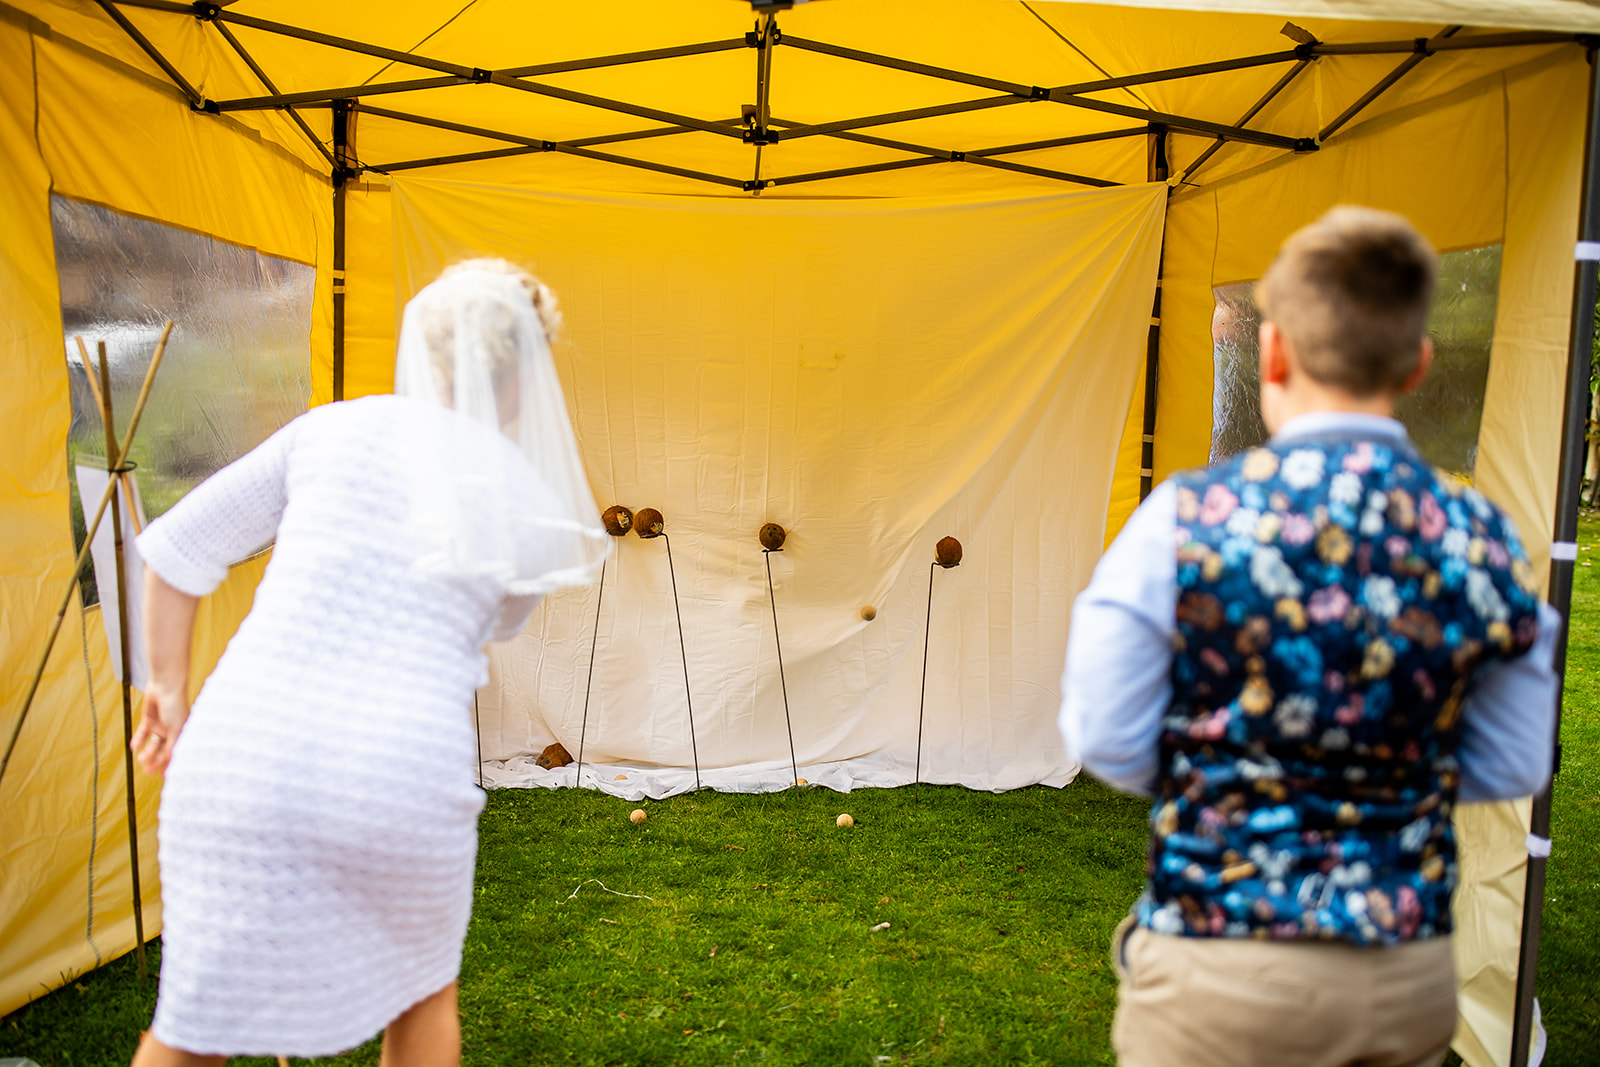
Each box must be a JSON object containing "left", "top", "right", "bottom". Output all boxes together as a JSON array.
[{"left": 137, "top": 395, "right": 553, "bottom": 1057}]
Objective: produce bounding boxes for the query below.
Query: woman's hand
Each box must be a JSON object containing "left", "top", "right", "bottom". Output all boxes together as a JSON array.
[{"left": 131, "top": 681, "right": 189, "bottom": 776}]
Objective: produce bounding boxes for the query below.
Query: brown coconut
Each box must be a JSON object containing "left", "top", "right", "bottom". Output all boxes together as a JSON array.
[
  {"left": 601, "top": 505, "right": 633, "bottom": 537},
  {"left": 536, "top": 742, "right": 573, "bottom": 769},
  {"left": 634, "top": 507, "right": 665, "bottom": 538},
  {"left": 935, "top": 536, "right": 963, "bottom": 568},
  {"left": 759, "top": 522, "right": 787, "bottom": 551}
]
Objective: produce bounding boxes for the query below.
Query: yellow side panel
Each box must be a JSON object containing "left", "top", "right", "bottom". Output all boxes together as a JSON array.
[
  {"left": 0, "top": 6, "right": 97, "bottom": 1018},
  {"left": 1207, "top": 75, "right": 1506, "bottom": 285},
  {"left": 1103, "top": 341, "right": 1149, "bottom": 546},
  {"left": 1, "top": 15, "right": 325, "bottom": 1016}
]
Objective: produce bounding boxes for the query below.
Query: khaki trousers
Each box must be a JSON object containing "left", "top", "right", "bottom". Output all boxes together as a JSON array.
[{"left": 1111, "top": 918, "right": 1457, "bottom": 1067}]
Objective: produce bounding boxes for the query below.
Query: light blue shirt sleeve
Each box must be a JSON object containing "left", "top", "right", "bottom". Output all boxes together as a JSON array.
[
  {"left": 1058, "top": 480, "right": 1176, "bottom": 796},
  {"left": 1456, "top": 600, "right": 1560, "bottom": 803}
]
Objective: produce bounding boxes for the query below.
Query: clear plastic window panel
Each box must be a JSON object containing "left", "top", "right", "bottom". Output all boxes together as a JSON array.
[
  {"left": 1209, "top": 244, "right": 1502, "bottom": 478},
  {"left": 56, "top": 196, "right": 314, "bottom": 602}
]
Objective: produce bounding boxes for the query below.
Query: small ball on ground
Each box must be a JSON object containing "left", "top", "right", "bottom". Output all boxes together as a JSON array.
[
  {"left": 859, "top": 605, "right": 877, "bottom": 621},
  {"left": 630, "top": 809, "right": 647, "bottom": 824},
  {"left": 836, "top": 813, "right": 854, "bottom": 828}
]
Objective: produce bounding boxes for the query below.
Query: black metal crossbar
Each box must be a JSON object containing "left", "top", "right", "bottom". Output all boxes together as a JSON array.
[
  {"left": 212, "top": 18, "right": 335, "bottom": 167},
  {"left": 968, "top": 155, "right": 1118, "bottom": 187},
  {"left": 1050, "top": 49, "right": 1304, "bottom": 95},
  {"left": 357, "top": 102, "right": 707, "bottom": 151},
  {"left": 764, "top": 118, "right": 1139, "bottom": 187},
  {"left": 966, "top": 127, "right": 1148, "bottom": 156},
  {"left": 212, "top": 40, "right": 754, "bottom": 113},
  {"left": 1049, "top": 92, "right": 1313, "bottom": 151},
  {"left": 552, "top": 142, "right": 749, "bottom": 188},
  {"left": 368, "top": 139, "right": 750, "bottom": 190},
  {"left": 1319, "top": 26, "right": 1462, "bottom": 142},
  {"left": 487, "top": 74, "right": 747, "bottom": 140},
  {"left": 94, "top": 0, "right": 1587, "bottom": 194},
  {"left": 355, "top": 103, "right": 551, "bottom": 148},
  {"left": 1312, "top": 29, "right": 1574, "bottom": 54},
  {"left": 96, "top": 0, "right": 200, "bottom": 105},
  {"left": 1181, "top": 58, "right": 1312, "bottom": 182},
  {"left": 762, "top": 155, "right": 943, "bottom": 189},
  {"left": 779, "top": 34, "right": 1037, "bottom": 96},
  {"left": 770, "top": 95, "right": 1033, "bottom": 141},
  {"left": 499, "top": 39, "right": 749, "bottom": 78},
  {"left": 212, "top": 76, "right": 469, "bottom": 112},
  {"left": 371, "top": 145, "right": 549, "bottom": 173}
]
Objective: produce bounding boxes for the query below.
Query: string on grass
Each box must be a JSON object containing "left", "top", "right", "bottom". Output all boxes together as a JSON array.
[{"left": 561, "top": 878, "right": 656, "bottom": 904}]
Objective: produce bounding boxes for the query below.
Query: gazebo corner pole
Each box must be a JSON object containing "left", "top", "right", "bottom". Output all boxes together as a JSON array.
[
  {"left": 95, "top": 344, "right": 146, "bottom": 982},
  {"left": 331, "top": 99, "right": 353, "bottom": 401},
  {"left": 1509, "top": 42, "right": 1600, "bottom": 1067},
  {"left": 1140, "top": 126, "right": 1170, "bottom": 501}
]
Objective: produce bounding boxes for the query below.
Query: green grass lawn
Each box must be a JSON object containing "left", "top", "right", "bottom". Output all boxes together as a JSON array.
[{"left": 5, "top": 518, "right": 1599, "bottom": 1067}]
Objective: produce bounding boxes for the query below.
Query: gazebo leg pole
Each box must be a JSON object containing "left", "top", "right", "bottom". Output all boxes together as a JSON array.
[{"left": 1509, "top": 43, "right": 1600, "bottom": 1067}]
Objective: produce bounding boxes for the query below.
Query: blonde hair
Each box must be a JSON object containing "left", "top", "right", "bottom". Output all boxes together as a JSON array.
[
  {"left": 420, "top": 257, "right": 562, "bottom": 401},
  {"left": 1255, "top": 206, "right": 1437, "bottom": 395}
]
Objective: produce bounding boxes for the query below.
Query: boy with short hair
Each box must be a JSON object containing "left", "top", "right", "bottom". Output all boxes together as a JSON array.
[{"left": 1061, "top": 205, "right": 1559, "bottom": 1067}]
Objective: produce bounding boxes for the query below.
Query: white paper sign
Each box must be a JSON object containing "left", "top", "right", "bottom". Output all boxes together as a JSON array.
[{"left": 74, "top": 465, "right": 148, "bottom": 690}]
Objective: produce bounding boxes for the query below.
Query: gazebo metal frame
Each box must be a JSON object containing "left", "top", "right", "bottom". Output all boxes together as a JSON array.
[{"left": 83, "top": 4, "right": 1600, "bottom": 1061}]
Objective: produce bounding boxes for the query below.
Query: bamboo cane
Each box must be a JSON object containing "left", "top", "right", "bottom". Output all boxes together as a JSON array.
[
  {"left": 97, "top": 341, "right": 148, "bottom": 981},
  {"left": 0, "top": 321, "right": 173, "bottom": 793},
  {"left": 77, "top": 337, "right": 144, "bottom": 534}
]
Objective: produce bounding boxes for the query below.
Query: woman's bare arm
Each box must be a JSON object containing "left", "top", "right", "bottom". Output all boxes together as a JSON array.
[{"left": 130, "top": 569, "right": 200, "bottom": 775}]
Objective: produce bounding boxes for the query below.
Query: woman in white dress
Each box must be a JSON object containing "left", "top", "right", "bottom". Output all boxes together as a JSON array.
[{"left": 127, "top": 261, "right": 608, "bottom": 1066}]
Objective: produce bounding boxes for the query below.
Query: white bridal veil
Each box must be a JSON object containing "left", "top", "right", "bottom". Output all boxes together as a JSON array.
[{"left": 394, "top": 267, "right": 609, "bottom": 595}]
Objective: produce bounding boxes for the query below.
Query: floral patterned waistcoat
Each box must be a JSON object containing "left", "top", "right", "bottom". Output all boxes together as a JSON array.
[{"left": 1139, "top": 436, "right": 1541, "bottom": 944}]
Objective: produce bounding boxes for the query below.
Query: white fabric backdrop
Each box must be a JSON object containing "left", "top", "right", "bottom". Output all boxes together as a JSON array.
[{"left": 388, "top": 176, "right": 1167, "bottom": 796}]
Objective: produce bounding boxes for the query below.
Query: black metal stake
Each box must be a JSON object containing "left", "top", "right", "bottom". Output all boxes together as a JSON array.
[
  {"left": 473, "top": 692, "right": 483, "bottom": 790},
  {"left": 915, "top": 561, "right": 937, "bottom": 790},
  {"left": 661, "top": 534, "right": 701, "bottom": 791},
  {"left": 764, "top": 550, "right": 799, "bottom": 788},
  {"left": 575, "top": 556, "right": 607, "bottom": 790}
]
